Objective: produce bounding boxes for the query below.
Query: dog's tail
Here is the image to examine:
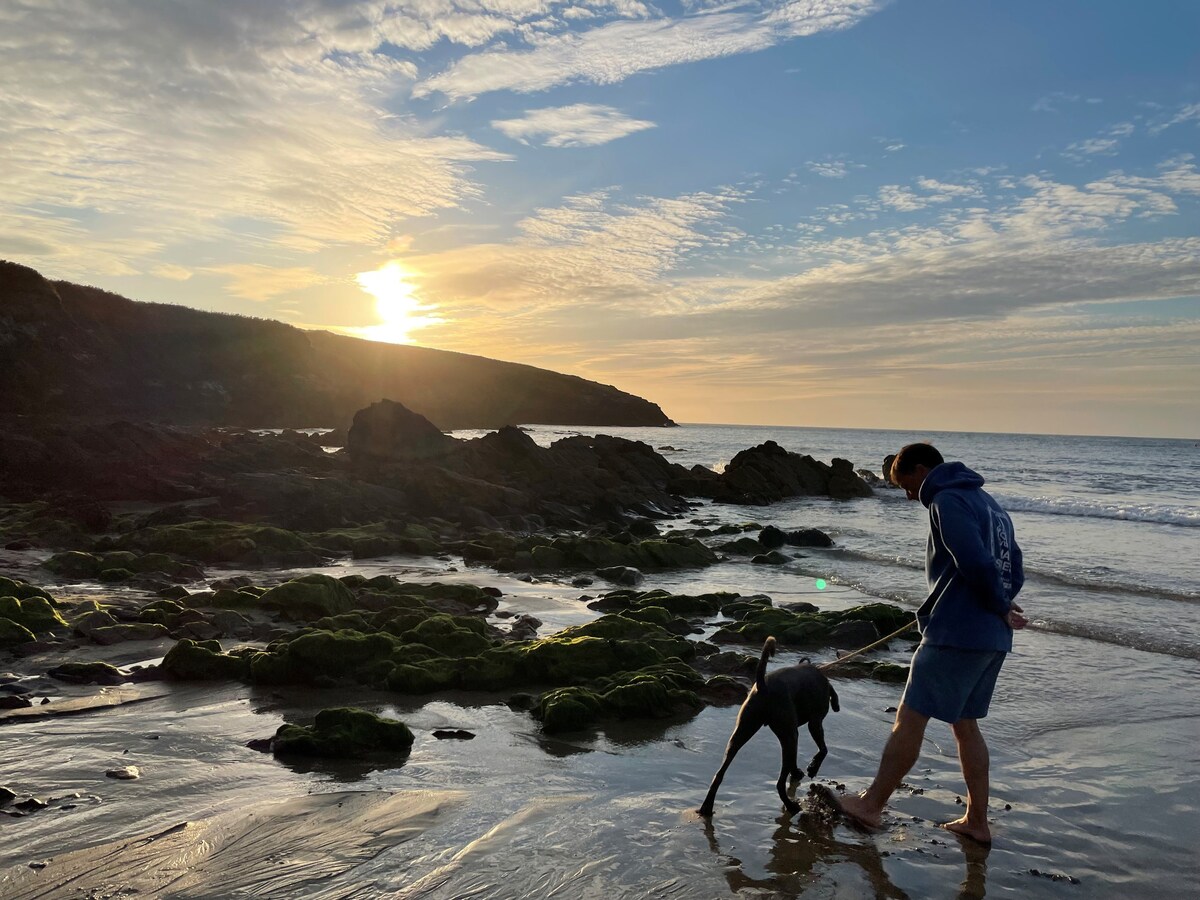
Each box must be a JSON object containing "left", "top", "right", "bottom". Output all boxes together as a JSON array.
[
  {"left": 756, "top": 636, "right": 777, "bottom": 692},
  {"left": 827, "top": 680, "right": 840, "bottom": 713}
]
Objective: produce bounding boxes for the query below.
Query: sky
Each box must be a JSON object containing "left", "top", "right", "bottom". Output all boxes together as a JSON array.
[{"left": 2, "top": 0, "right": 1199, "bottom": 438}]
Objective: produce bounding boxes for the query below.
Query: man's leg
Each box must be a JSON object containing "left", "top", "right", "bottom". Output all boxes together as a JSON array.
[
  {"left": 944, "top": 717, "right": 992, "bottom": 844},
  {"left": 837, "top": 702, "right": 929, "bottom": 828}
]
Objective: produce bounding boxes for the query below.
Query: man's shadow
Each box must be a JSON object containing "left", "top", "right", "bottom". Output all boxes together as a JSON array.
[{"left": 700, "top": 798, "right": 991, "bottom": 899}]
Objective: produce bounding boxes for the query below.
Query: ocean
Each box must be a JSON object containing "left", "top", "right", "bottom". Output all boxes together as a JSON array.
[
  {"left": 458, "top": 422, "right": 1200, "bottom": 661},
  {"left": 2, "top": 423, "right": 1197, "bottom": 898}
]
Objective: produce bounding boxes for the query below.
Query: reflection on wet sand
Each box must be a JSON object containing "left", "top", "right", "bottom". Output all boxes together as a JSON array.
[{"left": 701, "top": 795, "right": 992, "bottom": 900}]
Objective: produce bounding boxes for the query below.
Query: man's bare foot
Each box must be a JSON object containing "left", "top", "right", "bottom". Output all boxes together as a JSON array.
[
  {"left": 942, "top": 816, "right": 992, "bottom": 845},
  {"left": 810, "top": 784, "right": 884, "bottom": 831}
]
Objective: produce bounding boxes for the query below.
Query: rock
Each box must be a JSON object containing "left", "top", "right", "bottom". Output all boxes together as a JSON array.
[
  {"left": 758, "top": 525, "right": 787, "bottom": 548},
  {"left": 72, "top": 609, "right": 118, "bottom": 638},
  {"left": 47, "top": 662, "right": 127, "bottom": 685},
  {"left": 347, "top": 400, "right": 452, "bottom": 465},
  {"left": 41, "top": 551, "right": 102, "bottom": 578},
  {"left": 596, "top": 566, "right": 643, "bottom": 586},
  {"left": 0, "top": 786, "right": 15, "bottom": 805},
  {"left": 432, "top": 729, "right": 475, "bottom": 740},
  {"left": 785, "top": 528, "right": 833, "bottom": 548},
  {"left": 828, "top": 619, "right": 881, "bottom": 648},
  {"left": 105, "top": 766, "right": 140, "bottom": 780},
  {"left": 699, "top": 441, "right": 874, "bottom": 504},
  {"left": 751, "top": 551, "right": 790, "bottom": 565},
  {"left": 4, "top": 539, "right": 34, "bottom": 551},
  {"left": 162, "top": 639, "right": 249, "bottom": 681},
  {"left": 0, "top": 596, "right": 68, "bottom": 634},
  {"left": 882, "top": 454, "right": 896, "bottom": 485},
  {"left": 0, "top": 695, "right": 33, "bottom": 709},
  {"left": 245, "top": 738, "right": 273, "bottom": 753},
  {"left": 258, "top": 574, "right": 357, "bottom": 620},
  {"left": 0, "top": 618, "right": 36, "bottom": 647},
  {"left": 272, "top": 707, "right": 415, "bottom": 758},
  {"left": 780, "top": 601, "right": 819, "bottom": 613},
  {"left": 699, "top": 675, "right": 749, "bottom": 705},
  {"left": 507, "top": 614, "right": 542, "bottom": 641}
]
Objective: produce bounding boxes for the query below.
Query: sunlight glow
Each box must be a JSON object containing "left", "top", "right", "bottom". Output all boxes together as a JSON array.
[{"left": 354, "top": 261, "right": 442, "bottom": 344}]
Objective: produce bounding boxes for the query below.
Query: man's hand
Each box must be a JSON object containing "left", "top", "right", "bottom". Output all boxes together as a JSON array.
[{"left": 1006, "top": 602, "right": 1028, "bottom": 630}]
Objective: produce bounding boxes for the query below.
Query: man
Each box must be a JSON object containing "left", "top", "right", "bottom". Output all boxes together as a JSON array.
[{"left": 835, "top": 442, "right": 1027, "bottom": 845}]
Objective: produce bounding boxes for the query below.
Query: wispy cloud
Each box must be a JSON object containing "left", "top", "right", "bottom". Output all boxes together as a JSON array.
[
  {"left": 416, "top": 1, "right": 887, "bottom": 99},
  {"left": 211, "top": 265, "right": 328, "bottom": 302},
  {"left": 492, "top": 104, "right": 655, "bottom": 147},
  {"left": 1032, "top": 91, "right": 1103, "bottom": 113},
  {"left": 808, "top": 160, "right": 851, "bottom": 178},
  {"left": 0, "top": 1, "right": 508, "bottom": 278}
]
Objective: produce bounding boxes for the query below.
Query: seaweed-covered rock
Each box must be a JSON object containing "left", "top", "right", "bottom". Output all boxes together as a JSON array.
[
  {"left": 115, "top": 520, "right": 315, "bottom": 564},
  {"left": 398, "top": 614, "right": 492, "bottom": 657},
  {"left": 268, "top": 629, "right": 399, "bottom": 683},
  {"left": 258, "top": 574, "right": 357, "bottom": 619},
  {"left": 47, "top": 661, "right": 127, "bottom": 685},
  {"left": 0, "top": 577, "right": 55, "bottom": 604},
  {"left": 712, "top": 602, "right": 913, "bottom": 647},
  {"left": 162, "top": 639, "right": 250, "bottom": 680},
  {"left": 42, "top": 551, "right": 102, "bottom": 578},
  {"left": 585, "top": 589, "right": 733, "bottom": 619},
  {"left": 0, "top": 596, "right": 67, "bottom": 634},
  {"left": 272, "top": 706, "right": 415, "bottom": 758},
  {"left": 0, "top": 618, "right": 35, "bottom": 647},
  {"left": 536, "top": 663, "right": 704, "bottom": 733}
]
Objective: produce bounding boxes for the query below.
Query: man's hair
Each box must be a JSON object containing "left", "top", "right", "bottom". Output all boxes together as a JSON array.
[{"left": 891, "top": 443, "right": 944, "bottom": 481}]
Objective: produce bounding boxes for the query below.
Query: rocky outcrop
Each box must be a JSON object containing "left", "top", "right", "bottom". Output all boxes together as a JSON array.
[
  {"left": 0, "top": 259, "right": 674, "bottom": 429},
  {"left": 347, "top": 399, "right": 453, "bottom": 465},
  {"left": 690, "top": 441, "right": 873, "bottom": 504}
]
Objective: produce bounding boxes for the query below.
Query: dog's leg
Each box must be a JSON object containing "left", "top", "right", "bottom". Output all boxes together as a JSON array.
[
  {"left": 805, "top": 719, "right": 829, "bottom": 778},
  {"left": 769, "top": 721, "right": 802, "bottom": 815},
  {"left": 698, "top": 720, "right": 760, "bottom": 817}
]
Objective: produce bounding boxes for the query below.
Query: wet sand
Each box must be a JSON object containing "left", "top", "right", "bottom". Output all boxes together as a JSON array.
[{"left": 2, "top": 560, "right": 1198, "bottom": 898}]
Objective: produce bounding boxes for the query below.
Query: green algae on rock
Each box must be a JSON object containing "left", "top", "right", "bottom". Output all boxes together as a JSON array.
[
  {"left": 536, "top": 661, "right": 705, "bottom": 733},
  {"left": 272, "top": 707, "right": 415, "bottom": 758},
  {"left": 0, "top": 595, "right": 67, "bottom": 634},
  {"left": 258, "top": 574, "right": 357, "bottom": 619}
]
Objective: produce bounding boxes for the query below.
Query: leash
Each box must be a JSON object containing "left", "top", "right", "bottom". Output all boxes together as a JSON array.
[{"left": 817, "top": 620, "right": 917, "bottom": 671}]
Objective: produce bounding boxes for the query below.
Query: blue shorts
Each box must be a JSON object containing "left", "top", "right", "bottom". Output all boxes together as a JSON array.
[{"left": 900, "top": 644, "right": 1006, "bottom": 723}]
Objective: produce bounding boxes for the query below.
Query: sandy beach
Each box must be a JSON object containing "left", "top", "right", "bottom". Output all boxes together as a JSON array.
[{"left": 3, "top": 550, "right": 1196, "bottom": 899}]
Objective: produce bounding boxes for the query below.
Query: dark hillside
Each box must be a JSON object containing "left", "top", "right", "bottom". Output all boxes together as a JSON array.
[{"left": 0, "top": 261, "right": 674, "bottom": 430}]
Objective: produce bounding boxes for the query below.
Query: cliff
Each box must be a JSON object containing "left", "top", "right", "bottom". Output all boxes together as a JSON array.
[{"left": 0, "top": 261, "right": 674, "bottom": 430}]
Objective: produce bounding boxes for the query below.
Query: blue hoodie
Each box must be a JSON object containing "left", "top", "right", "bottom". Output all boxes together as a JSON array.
[{"left": 915, "top": 462, "right": 1024, "bottom": 652}]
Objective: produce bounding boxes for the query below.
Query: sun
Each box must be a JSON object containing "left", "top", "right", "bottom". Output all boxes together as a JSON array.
[{"left": 354, "top": 261, "right": 442, "bottom": 344}]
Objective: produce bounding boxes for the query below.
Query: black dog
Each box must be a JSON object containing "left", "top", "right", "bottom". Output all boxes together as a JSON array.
[{"left": 698, "top": 636, "right": 839, "bottom": 817}]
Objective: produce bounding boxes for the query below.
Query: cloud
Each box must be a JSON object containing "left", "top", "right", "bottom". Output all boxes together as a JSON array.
[
  {"left": 211, "top": 265, "right": 328, "bottom": 302},
  {"left": 153, "top": 264, "right": 194, "bottom": 282},
  {"left": 0, "top": 1, "right": 508, "bottom": 275},
  {"left": 492, "top": 104, "right": 656, "bottom": 147},
  {"left": 416, "top": 1, "right": 886, "bottom": 99},
  {"left": 807, "top": 160, "right": 850, "bottom": 179},
  {"left": 1148, "top": 101, "right": 1200, "bottom": 134},
  {"left": 408, "top": 158, "right": 1200, "bottom": 361},
  {"left": 1032, "top": 91, "right": 1103, "bottom": 113}
]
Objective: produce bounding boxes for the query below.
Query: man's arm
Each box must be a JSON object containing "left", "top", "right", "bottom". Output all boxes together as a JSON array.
[{"left": 930, "top": 492, "right": 1011, "bottom": 615}]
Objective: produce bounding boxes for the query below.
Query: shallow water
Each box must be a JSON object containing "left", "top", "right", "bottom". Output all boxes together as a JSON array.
[{"left": 3, "top": 569, "right": 1197, "bottom": 899}]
